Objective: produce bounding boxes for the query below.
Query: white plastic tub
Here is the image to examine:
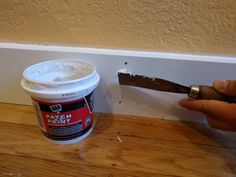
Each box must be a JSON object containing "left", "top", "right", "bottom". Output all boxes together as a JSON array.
[{"left": 21, "top": 59, "right": 100, "bottom": 144}]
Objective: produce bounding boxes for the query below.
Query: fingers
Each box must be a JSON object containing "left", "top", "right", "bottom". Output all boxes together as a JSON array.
[
  {"left": 179, "top": 99, "right": 236, "bottom": 123},
  {"left": 213, "top": 80, "right": 236, "bottom": 96},
  {"left": 180, "top": 80, "right": 236, "bottom": 131},
  {"left": 206, "top": 116, "right": 236, "bottom": 131}
]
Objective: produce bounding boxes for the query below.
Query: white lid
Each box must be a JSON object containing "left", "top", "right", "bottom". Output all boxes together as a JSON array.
[{"left": 21, "top": 59, "right": 100, "bottom": 100}]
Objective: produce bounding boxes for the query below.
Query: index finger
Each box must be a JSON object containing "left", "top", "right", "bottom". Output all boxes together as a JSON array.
[{"left": 179, "top": 99, "right": 236, "bottom": 123}]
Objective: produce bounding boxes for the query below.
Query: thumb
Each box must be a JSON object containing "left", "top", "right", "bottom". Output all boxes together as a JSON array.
[{"left": 213, "top": 80, "right": 236, "bottom": 96}]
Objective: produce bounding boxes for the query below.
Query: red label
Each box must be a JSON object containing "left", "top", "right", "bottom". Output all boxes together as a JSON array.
[{"left": 32, "top": 92, "right": 94, "bottom": 141}]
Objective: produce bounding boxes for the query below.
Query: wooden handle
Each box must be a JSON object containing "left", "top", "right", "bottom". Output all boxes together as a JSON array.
[{"left": 197, "top": 86, "right": 236, "bottom": 103}]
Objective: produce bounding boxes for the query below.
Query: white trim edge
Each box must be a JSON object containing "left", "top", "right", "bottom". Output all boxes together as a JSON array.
[{"left": 0, "top": 42, "right": 235, "bottom": 63}]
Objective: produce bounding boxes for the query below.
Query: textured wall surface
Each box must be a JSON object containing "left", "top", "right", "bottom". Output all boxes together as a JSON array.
[{"left": 0, "top": 0, "right": 235, "bottom": 56}]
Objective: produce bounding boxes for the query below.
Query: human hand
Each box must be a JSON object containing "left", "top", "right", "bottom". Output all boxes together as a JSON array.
[{"left": 179, "top": 80, "right": 236, "bottom": 131}]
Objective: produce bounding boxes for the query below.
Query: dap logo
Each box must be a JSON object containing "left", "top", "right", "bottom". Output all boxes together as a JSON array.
[{"left": 49, "top": 104, "right": 62, "bottom": 113}]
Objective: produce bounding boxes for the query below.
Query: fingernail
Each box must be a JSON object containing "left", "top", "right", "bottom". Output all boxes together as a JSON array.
[
  {"left": 213, "top": 80, "right": 228, "bottom": 91},
  {"left": 179, "top": 99, "right": 192, "bottom": 107},
  {"left": 179, "top": 100, "right": 186, "bottom": 107}
]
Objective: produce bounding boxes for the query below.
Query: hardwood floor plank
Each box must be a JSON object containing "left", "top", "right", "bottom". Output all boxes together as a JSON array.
[
  {"left": 0, "top": 122, "right": 235, "bottom": 176},
  {"left": 0, "top": 153, "right": 166, "bottom": 177},
  {"left": 0, "top": 103, "right": 236, "bottom": 177}
]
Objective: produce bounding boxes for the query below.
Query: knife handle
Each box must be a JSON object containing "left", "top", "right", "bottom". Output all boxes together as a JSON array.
[{"left": 189, "top": 85, "right": 236, "bottom": 103}]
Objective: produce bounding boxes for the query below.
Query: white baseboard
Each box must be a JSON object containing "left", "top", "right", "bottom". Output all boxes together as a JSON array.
[{"left": 1, "top": 43, "right": 236, "bottom": 122}]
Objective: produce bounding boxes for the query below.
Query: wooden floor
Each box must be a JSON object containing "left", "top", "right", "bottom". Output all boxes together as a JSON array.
[{"left": 0, "top": 103, "right": 236, "bottom": 177}]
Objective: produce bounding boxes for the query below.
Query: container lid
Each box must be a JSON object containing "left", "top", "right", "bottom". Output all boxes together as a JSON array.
[{"left": 21, "top": 59, "right": 100, "bottom": 100}]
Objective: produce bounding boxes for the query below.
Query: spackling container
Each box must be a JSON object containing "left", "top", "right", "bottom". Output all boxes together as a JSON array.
[{"left": 21, "top": 59, "right": 100, "bottom": 144}]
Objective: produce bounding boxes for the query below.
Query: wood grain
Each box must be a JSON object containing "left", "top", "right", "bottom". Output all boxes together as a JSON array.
[{"left": 0, "top": 103, "right": 236, "bottom": 177}]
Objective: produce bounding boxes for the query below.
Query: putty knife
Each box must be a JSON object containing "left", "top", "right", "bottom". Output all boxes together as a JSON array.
[{"left": 118, "top": 71, "right": 236, "bottom": 103}]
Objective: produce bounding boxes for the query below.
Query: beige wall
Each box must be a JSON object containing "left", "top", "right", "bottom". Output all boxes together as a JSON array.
[{"left": 0, "top": 0, "right": 235, "bottom": 56}]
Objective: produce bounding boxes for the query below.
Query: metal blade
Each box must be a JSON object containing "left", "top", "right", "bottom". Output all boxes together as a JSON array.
[{"left": 118, "top": 72, "right": 190, "bottom": 94}]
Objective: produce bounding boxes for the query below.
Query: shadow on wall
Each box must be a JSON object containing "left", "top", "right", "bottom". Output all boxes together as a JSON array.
[
  {"left": 117, "top": 85, "right": 205, "bottom": 122},
  {"left": 94, "top": 77, "right": 113, "bottom": 113}
]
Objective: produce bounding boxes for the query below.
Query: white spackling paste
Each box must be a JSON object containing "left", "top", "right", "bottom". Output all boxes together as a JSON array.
[
  {"left": 25, "top": 60, "right": 94, "bottom": 83},
  {"left": 21, "top": 59, "right": 100, "bottom": 144},
  {"left": 21, "top": 59, "right": 100, "bottom": 100}
]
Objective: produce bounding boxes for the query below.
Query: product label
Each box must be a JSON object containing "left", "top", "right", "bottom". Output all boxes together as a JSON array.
[{"left": 32, "top": 92, "right": 94, "bottom": 141}]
